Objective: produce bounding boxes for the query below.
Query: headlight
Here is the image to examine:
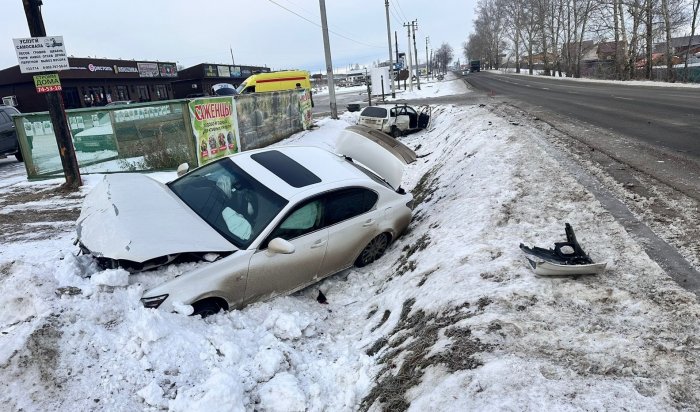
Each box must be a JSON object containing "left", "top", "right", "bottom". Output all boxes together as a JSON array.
[{"left": 141, "top": 294, "right": 168, "bottom": 309}]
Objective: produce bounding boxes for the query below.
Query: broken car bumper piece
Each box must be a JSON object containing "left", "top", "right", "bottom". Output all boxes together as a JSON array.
[{"left": 519, "top": 223, "right": 606, "bottom": 276}]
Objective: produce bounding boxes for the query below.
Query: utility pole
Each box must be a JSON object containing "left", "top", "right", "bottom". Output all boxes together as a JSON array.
[
  {"left": 403, "top": 22, "right": 413, "bottom": 91},
  {"left": 394, "top": 30, "right": 400, "bottom": 90},
  {"left": 394, "top": 31, "right": 399, "bottom": 63},
  {"left": 230, "top": 46, "right": 235, "bottom": 65},
  {"left": 22, "top": 0, "right": 81, "bottom": 189},
  {"left": 430, "top": 49, "right": 433, "bottom": 75},
  {"left": 412, "top": 20, "right": 420, "bottom": 90},
  {"left": 384, "top": 0, "right": 396, "bottom": 98},
  {"left": 425, "top": 36, "right": 430, "bottom": 80},
  {"left": 318, "top": 0, "right": 337, "bottom": 119}
]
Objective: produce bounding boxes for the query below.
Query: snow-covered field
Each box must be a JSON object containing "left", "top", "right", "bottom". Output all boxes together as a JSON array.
[
  {"left": 495, "top": 67, "right": 700, "bottom": 88},
  {"left": 1, "top": 85, "right": 700, "bottom": 411}
]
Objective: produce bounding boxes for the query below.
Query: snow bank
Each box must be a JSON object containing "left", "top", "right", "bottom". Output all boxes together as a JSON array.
[{"left": 1, "top": 90, "right": 699, "bottom": 411}]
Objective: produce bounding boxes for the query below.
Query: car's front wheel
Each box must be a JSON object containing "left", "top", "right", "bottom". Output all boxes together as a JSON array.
[
  {"left": 191, "top": 298, "right": 227, "bottom": 318},
  {"left": 391, "top": 127, "right": 402, "bottom": 138},
  {"left": 14, "top": 151, "right": 23, "bottom": 162},
  {"left": 355, "top": 233, "right": 390, "bottom": 267}
]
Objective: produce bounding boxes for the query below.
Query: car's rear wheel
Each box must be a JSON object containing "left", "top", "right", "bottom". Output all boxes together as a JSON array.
[
  {"left": 14, "top": 151, "right": 23, "bottom": 162},
  {"left": 355, "top": 233, "right": 390, "bottom": 267},
  {"left": 191, "top": 298, "right": 227, "bottom": 318}
]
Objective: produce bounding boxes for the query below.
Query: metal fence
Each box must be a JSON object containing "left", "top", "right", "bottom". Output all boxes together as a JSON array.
[{"left": 13, "top": 90, "right": 311, "bottom": 180}]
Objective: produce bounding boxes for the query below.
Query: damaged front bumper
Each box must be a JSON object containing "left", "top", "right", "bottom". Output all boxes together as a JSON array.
[{"left": 520, "top": 223, "right": 607, "bottom": 276}]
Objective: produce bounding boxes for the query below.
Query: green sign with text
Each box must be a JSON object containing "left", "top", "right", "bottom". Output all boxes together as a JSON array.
[{"left": 33, "top": 73, "right": 62, "bottom": 93}]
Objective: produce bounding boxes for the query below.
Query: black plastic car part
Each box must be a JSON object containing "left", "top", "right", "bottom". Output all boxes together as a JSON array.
[{"left": 519, "top": 223, "right": 594, "bottom": 265}]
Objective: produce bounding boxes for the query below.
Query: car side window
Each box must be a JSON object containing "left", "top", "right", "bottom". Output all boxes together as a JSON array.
[
  {"left": 0, "top": 111, "right": 10, "bottom": 125},
  {"left": 244, "top": 86, "right": 256, "bottom": 94},
  {"left": 389, "top": 108, "right": 397, "bottom": 117},
  {"left": 323, "top": 188, "right": 378, "bottom": 227},
  {"left": 265, "top": 198, "right": 324, "bottom": 245}
]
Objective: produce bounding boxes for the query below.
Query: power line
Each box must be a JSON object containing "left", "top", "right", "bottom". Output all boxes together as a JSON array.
[
  {"left": 277, "top": 0, "right": 320, "bottom": 21},
  {"left": 393, "top": 0, "right": 409, "bottom": 22},
  {"left": 264, "top": 0, "right": 384, "bottom": 49},
  {"left": 388, "top": 6, "right": 403, "bottom": 26}
]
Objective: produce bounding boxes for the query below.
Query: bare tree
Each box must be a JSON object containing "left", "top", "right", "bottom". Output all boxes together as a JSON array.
[
  {"left": 520, "top": 0, "right": 541, "bottom": 74},
  {"left": 548, "top": 0, "right": 566, "bottom": 76},
  {"left": 504, "top": 0, "right": 526, "bottom": 72},
  {"left": 625, "top": 0, "right": 646, "bottom": 80},
  {"left": 682, "top": 0, "right": 700, "bottom": 81},
  {"left": 434, "top": 43, "right": 454, "bottom": 73},
  {"left": 573, "top": 0, "right": 597, "bottom": 78}
]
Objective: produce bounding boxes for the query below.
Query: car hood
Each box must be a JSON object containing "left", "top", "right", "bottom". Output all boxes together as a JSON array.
[{"left": 77, "top": 174, "right": 237, "bottom": 263}]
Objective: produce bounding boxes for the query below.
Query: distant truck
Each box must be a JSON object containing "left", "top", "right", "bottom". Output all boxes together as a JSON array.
[{"left": 470, "top": 60, "right": 481, "bottom": 72}]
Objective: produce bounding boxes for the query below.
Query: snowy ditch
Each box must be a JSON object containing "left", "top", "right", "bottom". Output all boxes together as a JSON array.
[{"left": 1, "top": 102, "right": 700, "bottom": 411}]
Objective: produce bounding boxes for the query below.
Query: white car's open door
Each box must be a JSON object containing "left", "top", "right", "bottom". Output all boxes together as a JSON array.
[{"left": 335, "top": 125, "right": 416, "bottom": 191}]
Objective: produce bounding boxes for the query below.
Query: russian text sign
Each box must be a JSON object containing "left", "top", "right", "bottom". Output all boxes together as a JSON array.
[
  {"left": 33, "top": 73, "right": 62, "bottom": 93},
  {"left": 13, "top": 36, "right": 69, "bottom": 73}
]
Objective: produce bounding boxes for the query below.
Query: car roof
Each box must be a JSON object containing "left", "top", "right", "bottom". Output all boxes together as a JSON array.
[
  {"left": 231, "top": 146, "right": 373, "bottom": 200},
  {"left": 362, "top": 104, "right": 413, "bottom": 110},
  {"left": 0, "top": 105, "right": 20, "bottom": 114}
]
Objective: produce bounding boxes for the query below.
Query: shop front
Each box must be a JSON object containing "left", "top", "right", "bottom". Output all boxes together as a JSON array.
[{"left": 0, "top": 57, "right": 179, "bottom": 113}]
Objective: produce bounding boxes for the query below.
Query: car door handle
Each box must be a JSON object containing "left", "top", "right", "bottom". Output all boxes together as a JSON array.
[
  {"left": 362, "top": 219, "right": 375, "bottom": 227},
  {"left": 310, "top": 239, "right": 327, "bottom": 249}
]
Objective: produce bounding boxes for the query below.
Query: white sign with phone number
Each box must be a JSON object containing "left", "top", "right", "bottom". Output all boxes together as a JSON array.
[{"left": 13, "top": 36, "right": 69, "bottom": 74}]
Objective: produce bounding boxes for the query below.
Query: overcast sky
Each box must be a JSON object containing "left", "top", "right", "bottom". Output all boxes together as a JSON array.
[{"left": 2, "top": 0, "right": 476, "bottom": 73}]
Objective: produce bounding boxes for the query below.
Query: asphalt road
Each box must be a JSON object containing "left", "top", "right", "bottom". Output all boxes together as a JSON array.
[
  {"left": 312, "top": 88, "right": 368, "bottom": 116},
  {"left": 463, "top": 71, "right": 700, "bottom": 159},
  {"left": 457, "top": 71, "right": 700, "bottom": 293}
]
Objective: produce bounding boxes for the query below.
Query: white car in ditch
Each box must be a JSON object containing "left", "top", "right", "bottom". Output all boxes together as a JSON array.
[
  {"left": 76, "top": 125, "right": 416, "bottom": 316},
  {"left": 358, "top": 104, "right": 430, "bottom": 138}
]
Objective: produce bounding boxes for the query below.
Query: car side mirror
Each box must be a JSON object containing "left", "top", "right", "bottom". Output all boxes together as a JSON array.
[
  {"left": 268, "top": 238, "right": 295, "bottom": 255},
  {"left": 176, "top": 163, "right": 190, "bottom": 177}
]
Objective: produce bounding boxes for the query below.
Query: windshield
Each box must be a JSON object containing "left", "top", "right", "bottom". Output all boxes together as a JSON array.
[
  {"left": 360, "top": 107, "right": 387, "bottom": 118},
  {"left": 168, "top": 159, "right": 288, "bottom": 249},
  {"left": 235, "top": 82, "right": 247, "bottom": 94}
]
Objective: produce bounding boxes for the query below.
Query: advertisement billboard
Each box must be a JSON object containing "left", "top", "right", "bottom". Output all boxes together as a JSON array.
[
  {"left": 206, "top": 65, "right": 220, "bottom": 77},
  {"left": 188, "top": 96, "right": 240, "bottom": 165},
  {"left": 137, "top": 62, "right": 159, "bottom": 78},
  {"left": 13, "top": 36, "right": 69, "bottom": 73},
  {"left": 159, "top": 63, "right": 177, "bottom": 77},
  {"left": 33, "top": 74, "right": 62, "bottom": 93},
  {"left": 217, "top": 65, "right": 230, "bottom": 77}
]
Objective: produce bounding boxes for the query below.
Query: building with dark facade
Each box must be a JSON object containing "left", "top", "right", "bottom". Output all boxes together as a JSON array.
[
  {"left": 0, "top": 57, "right": 178, "bottom": 113},
  {"left": 171, "top": 63, "right": 270, "bottom": 98}
]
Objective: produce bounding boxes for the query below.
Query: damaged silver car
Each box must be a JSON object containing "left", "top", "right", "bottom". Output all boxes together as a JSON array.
[{"left": 76, "top": 125, "right": 416, "bottom": 316}]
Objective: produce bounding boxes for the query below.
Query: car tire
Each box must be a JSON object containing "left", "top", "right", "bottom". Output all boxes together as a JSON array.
[
  {"left": 191, "top": 298, "right": 226, "bottom": 318},
  {"left": 14, "top": 151, "right": 23, "bottom": 162},
  {"left": 391, "top": 127, "right": 402, "bottom": 138},
  {"left": 355, "top": 233, "right": 390, "bottom": 267}
]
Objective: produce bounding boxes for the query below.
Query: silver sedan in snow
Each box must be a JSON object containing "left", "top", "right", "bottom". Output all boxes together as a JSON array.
[{"left": 76, "top": 126, "right": 415, "bottom": 316}]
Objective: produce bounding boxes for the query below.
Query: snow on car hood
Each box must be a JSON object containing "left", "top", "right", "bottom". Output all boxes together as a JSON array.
[{"left": 76, "top": 174, "right": 237, "bottom": 263}]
